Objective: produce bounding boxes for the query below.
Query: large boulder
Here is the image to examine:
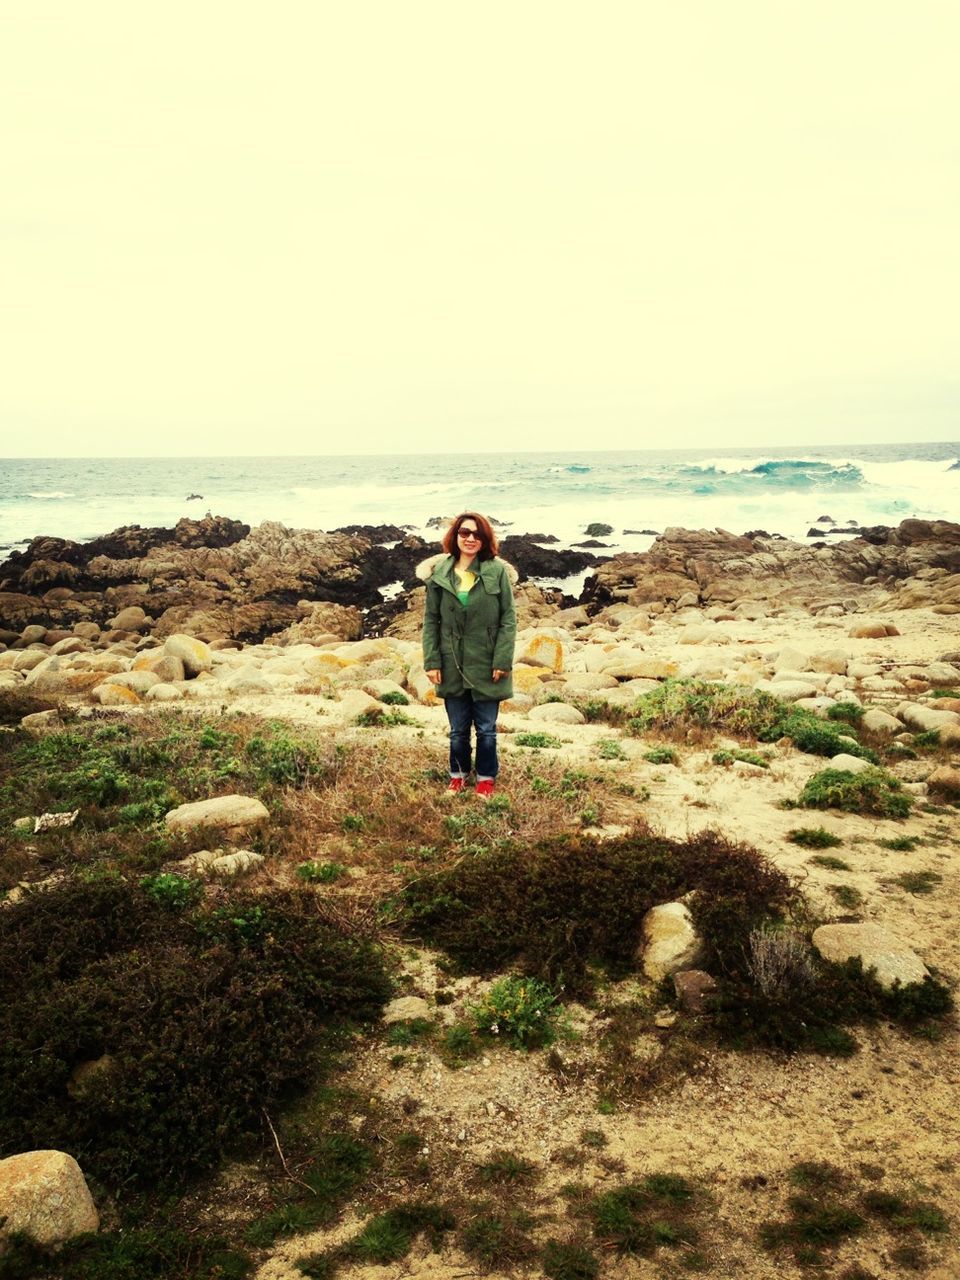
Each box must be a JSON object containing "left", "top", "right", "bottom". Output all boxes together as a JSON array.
[
  {"left": 164, "top": 794, "right": 269, "bottom": 832},
  {"left": 0, "top": 1150, "right": 99, "bottom": 1247},
  {"left": 812, "top": 923, "right": 928, "bottom": 990},
  {"left": 163, "top": 633, "right": 213, "bottom": 678}
]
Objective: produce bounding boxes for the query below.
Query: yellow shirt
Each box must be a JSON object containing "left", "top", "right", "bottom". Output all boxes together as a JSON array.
[{"left": 454, "top": 566, "right": 476, "bottom": 606}]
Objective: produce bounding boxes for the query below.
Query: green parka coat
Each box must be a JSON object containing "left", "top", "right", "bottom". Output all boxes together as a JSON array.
[{"left": 418, "top": 553, "right": 517, "bottom": 701}]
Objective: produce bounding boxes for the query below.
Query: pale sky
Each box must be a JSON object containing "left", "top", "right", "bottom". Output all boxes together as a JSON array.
[{"left": 2, "top": 2, "right": 957, "bottom": 457}]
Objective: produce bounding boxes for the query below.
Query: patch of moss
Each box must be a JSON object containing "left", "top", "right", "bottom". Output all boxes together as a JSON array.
[{"left": 808, "top": 854, "right": 852, "bottom": 871}]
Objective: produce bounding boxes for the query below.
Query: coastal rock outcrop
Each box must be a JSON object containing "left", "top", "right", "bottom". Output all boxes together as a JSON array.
[{"left": 580, "top": 520, "right": 960, "bottom": 613}]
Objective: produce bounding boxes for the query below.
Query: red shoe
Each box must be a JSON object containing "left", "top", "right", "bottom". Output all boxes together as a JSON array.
[
  {"left": 475, "top": 779, "right": 495, "bottom": 799},
  {"left": 447, "top": 777, "right": 465, "bottom": 793}
]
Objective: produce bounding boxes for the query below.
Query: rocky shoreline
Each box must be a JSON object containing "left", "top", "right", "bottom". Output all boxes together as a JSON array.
[{"left": 1, "top": 515, "right": 957, "bottom": 653}]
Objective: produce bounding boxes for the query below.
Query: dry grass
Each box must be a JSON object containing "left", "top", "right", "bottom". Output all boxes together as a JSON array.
[{"left": 284, "top": 735, "right": 626, "bottom": 889}]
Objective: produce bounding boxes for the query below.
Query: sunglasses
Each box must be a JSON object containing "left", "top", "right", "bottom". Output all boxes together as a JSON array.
[{"left": 457, "top": 528, "right": 482, "bottom": 540}]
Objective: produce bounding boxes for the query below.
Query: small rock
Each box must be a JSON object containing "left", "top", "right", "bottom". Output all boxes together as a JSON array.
[
  {"left": 848, "top": 622, "right": 898, "bottom": 639},
  {"left": 927, "top": 765, "right": 960, "bottom": 800},
  {"left": 828, "top": 753, "right": 873, "bottom": 774},
  {"left": 640, "top": 902, "right": 706, "bottom": 981},
  {"left": 383, "top": 996, "right": 431, "bottom": 1025},
  {"left": 654, "top": 1010, "right": 678, "bottom": 1029},
  {"left": 527, "top": 702, "right": 586, "bottom": 725},
  {"left": 34, "top": 809, "right": 79, "bottom": 833},
  {"left": 145, "top": 682, "right": 183, "bottom": 702},
  {"left": 0, "top": 1150, "right": 99, "bottom": 1247},
  {"left": 209, "top": 850, "right": 265, "bottom": 878},
  {"left": 673, "top": 969, "right": 718, "bottom": 1013},
  {"left": 94, "top": 683, "right": 142, "bottom": 707},
  {"left": 20, "top": 709, "right": 63, "bottom": 734},
  {"left": 109, "top": 606, "right": 150, "bottom": 632},
  {"left": 861, "top": 708, "right": 902, "bottom": 735},
  {"left": 164, "top": 794, "right": 269, "bottom": 832}
]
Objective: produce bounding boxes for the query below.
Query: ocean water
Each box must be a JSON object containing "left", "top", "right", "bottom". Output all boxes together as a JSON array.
[{"left": 1, "top": 442, "right": 957, "bottom": 557}]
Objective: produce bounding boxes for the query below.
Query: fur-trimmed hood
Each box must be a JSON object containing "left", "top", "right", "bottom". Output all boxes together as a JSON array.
[{"left": 415, "top": 552, "right": 519, "bottom": 585}]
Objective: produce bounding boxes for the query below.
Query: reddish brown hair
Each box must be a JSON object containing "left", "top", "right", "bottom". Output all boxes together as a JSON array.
[{"left": 442, "top": 511, "right": 499, "bottom": 560}]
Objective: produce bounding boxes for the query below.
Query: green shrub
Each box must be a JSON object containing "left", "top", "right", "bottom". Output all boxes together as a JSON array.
[
  {"left": 586, "top": 1178, "right": 699, "bottom": 1256},
  {"left": 379, "top": 690, "right": 410, "bottom": 706},
  {"left": 877, "top": 836, "right": 920, "bottom": 851},
  {"left": 541, "top": 1239, "right": 600, "bottom": 1280},
  {"left": 829, "top": 885, "right": 864, "bottom": 910},
  {"left": 826, "top": 702, "right": 865, "bottom": 725},
  {"left": 795, "top": 768, "right": 912, "bottom": 818},
  {"left": 471, "top": 976, "right": 563, "bottom": 1049},
  {"left": 515, "top": 732, "right": 563, "bottom": 749},
  {"left": 861, "top": 1188, "right": 948, "bottom": 1234},
  {"left": 628, "top": 680, "right": 785, "bottom": 738},
  {"left": 710, "top": 957, "right": 951, "bottom": 1055},
  {"left": 477, "top": 1151, "right": 538, "bottom": 1185},
  {"left": 913, "top": 730, "right": 941, "bottom": 749},
  {"left": 808, "top": 854, "right": 851, "bottom": 871},
  {"left": 297, "top": 860, "right": 347, "bottom": 883},
  {"left": 355, "top": 708, "right": 415, "bottom": 728},
  {"left": 244, "top": 728, "right": 327, "bottom": 785},
  {"left": 712, "top": 748, "right": 769, "bottom": 768},
  {"left": 597, "top": 739, "right": 627, "bottom": 761},
  {"left": 643, "top": 747, "right": 677, "bottom": 765},
  {"left": 775, "top": 709, "right": 878, "bottom": 763},
  {"left": 139, "top": 872, "right": 202, "bottom": 911},
  {"left": 0, "top": 1226, "right": 252, "bottom": 1280},
  {"left": 402, "top": 828, "right": 796, "bottom": 991},
  {"left": 787, "top": 827, "right": 843, "bottom": 849},
  {"left": 343, "top": 1203, "right": 455, "bottom": 1264},
  {"left": 891, "top": 870, "right": 942, "bottom": 895},
  {"left": 0, "top": 879, "right": 390, "bottom": 1190},
  {"left": 245, "top": 1133, "right": 373, "bottom": 1247},
  {"left": 460, "top": 1208, "right": 538, "bottom": 1267}
]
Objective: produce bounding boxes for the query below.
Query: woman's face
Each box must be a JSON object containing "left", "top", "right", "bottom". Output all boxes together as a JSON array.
[{"left": 456, "top": 521, "right": 483, "bottom": 555}]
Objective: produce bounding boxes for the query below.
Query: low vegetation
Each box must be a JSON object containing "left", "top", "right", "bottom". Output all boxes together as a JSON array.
[
  {"left": 793, "top": 767, "right": 913, "bottom": 818},
  {"left": 0, "top": 876, "right": 390, "bottom": 1189}
]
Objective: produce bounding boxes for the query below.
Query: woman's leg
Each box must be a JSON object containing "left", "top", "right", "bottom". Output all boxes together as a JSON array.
[
  {"left": 444, "top": 693, "right": 472, "bottom": 778},
  {"left": 472, "top": 699, "right": 500, "bottom": 781}
]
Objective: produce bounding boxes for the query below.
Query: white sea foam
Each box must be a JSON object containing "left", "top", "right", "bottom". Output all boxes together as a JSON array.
[{"left": 27, "top": 490, "right": 76, "bottom": 500}]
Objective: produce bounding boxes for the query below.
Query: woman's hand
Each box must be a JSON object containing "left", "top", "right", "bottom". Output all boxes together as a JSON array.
[
  {"left": 492, "top": 669, "right": 509, "bottom": 682},
  {"left": 426, "top": 669, "right": 442, "bottom": 685}
]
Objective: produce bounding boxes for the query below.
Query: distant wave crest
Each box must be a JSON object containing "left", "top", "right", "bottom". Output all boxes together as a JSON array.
[
  {"left": 27, "top": 490, "right": 76, "bottom": 500},
  {"left": 677, "top": 459, "right": 864, "bottom": 491}
]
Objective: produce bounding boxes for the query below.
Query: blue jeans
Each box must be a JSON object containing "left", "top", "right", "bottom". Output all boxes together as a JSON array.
[{"left": 444, "top": 694, "right": 500, "bottom": 780}]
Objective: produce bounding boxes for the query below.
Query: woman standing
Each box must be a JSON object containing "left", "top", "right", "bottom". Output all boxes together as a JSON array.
[{"left": 418, "top": 512, "right": 517, "bottom": 796}]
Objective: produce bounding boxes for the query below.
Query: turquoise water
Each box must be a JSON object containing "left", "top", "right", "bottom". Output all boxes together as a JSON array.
[{"left": 1, "top": 442, "right": 957, "bottom": 553}]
